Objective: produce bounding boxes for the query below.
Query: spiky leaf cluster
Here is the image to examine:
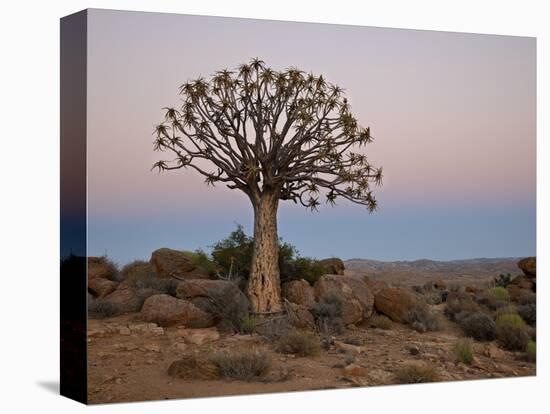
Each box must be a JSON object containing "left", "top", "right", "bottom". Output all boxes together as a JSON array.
[{"left": 153, "top": 58, "right": 382, "bottom": 211}]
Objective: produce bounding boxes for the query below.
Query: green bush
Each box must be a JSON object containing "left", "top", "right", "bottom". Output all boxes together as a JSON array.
[
  {"left": 394, "top": 364, "right": 439, "bottom": 384},
  {"left": 182, "top": 249, "right": 218, "bottom": 276},
  {"left": 496, "top": 314, "right": 530, "bottom": 351},
  {"left": 209, "top": 348, "right": 271, "bottom": 381},
  {"left": 487, "top": 287, "right": 511, "bottom": 302},
  {"left": 369, "top": 314, "right": 392, "bottom": 330},
  {"left": 210, "top": 224, "right": 325, "bottom": 285},
  {"left": 457, "top": 312, "right": 496, "bottom": 341},
  {"left": 291, "top": 257, "right": 326, "bottom": 285},
  {"left": 495, "top": 304, "right": 518, "bottom": 319},
  {"left": 276, "top": 330, "right": 321, "bottom": 357},
  {"left": 453, "top": 338, "right": 474, "bottom": 365},
  {"left": 526, "top": 341, "right": 536, "bottom": 362},
  {"left": 517, "top": 304, "right": 536, "bottom": 326},
  {"left": 239, "top": 315, "right": 257, "bottom": 335}
]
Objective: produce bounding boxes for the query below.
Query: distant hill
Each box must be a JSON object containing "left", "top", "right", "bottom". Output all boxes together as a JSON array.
[{"left": 345, "top": 257, "right": 522, "bottom": 287}]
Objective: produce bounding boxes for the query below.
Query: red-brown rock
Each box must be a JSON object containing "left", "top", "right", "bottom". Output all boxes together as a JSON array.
[
  {"left": 150, "top": 248, "right": 208, "bottom": 280},
  {"left": 314, "top": 275, "right": 374, "bottom": 325},
  {"left": 518, "top": 257, "right": 536, "bottom": 277},
  {"left": 88, "top": 277, "right": 118, "bottom": 298},
  {"left": 373, "top": 286, "right": 420, "bottom": 323},
  {"left": 319, "top": 258, "right": 345, "bottom": 275},
  {"left": 281, "top": 279, "right": 315, "bottom": 309},
  {"left": 104, "top": 282, "right": 142, "bottom": 313},
  {"left": 141, "top": 294, "right": 213, "bottom": 327}
]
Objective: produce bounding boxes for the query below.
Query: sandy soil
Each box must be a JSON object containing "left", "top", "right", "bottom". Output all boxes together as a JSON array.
[{"left": 87, "top": 306, "right": 535, "bottom": 404}]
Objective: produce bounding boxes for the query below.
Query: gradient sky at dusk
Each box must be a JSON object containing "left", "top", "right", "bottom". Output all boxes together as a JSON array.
[{"left": 86, "top": 9, "right": 535, "bottom": 265}]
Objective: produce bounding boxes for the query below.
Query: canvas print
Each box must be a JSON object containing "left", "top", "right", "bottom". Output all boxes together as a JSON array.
[{"left": 60, "top": 9, "right": 536, "bottom": 404}]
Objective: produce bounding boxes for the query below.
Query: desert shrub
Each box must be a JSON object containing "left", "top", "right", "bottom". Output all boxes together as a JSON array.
[
  {"left": 494, "top": 273, "right": 512, "bottom": 288},
  {"left": 210, "top": 225, "right": 324, "bottom": 285},
  {"left": 122, "top": 261, "right": 178, "bottom": 297},
  {"left": 182, "top": 249, "right": 218, "bottom": 276},
  {"left": 422, "top": 291, "right": 444, "bottom": 305},
  {"left": 239, "top": 315, "right": 257, "bottom": 334},
  {"left": 496, "top": 314, "right": 530, "bottom": 351},
  {"left": 517, "top": 291, "right": 536, "bottom": 305},
  {"left": 369, "top": 314, "right": 392, "bottom": 330},
  {"left": 495, "top": 304, "right": 518, "bottom": 319},
  {"left": 457, "top": 311, "right": 496, "bottom": 341},
  {"left": 394, "top": 364, "right": 439, "bottom": 384},
  {"left": 488, "top": 287, "right": 510, "bottom": 301},
  {"left": 405, "top": 303, "right": 442, "bottom": 332},
  {"left": 195, "top": 285, "right": 251, "bottom": 334},
  {"left": 526, "top": 341, "right": 536, "bottom": 362},
  {"left": 312, "top": 294, "right": 345, "bottom": 336},
  {"left": 209, "top": 348, "right": 271, "bottom": 381},
  {"left": 100, "top": 256, "right": 122, "bottom": 282},
  {"left": 453, "top": 338, "right": 474, "bottom": 365},
  {"left": 255, "top": 315, "right": 291, "bottom": 341},
  {"left": 445, "top": 298, "right": 481, "bottom": 322},
  {"left": 276, "top": 330, "right": 321, "bottom": 357},
  {"left": 290, "top": 257, "right": 326, "bottom": 285},
  {"left": 88, "top": 298, "right": 122, "bottom": 318},
  {"left": 517, "top": 304, "right": 536, "bottom": 326}
]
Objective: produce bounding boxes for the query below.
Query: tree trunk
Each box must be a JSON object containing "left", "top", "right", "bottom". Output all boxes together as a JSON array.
[{"left": 246, "top": 191, "right": 283, "bottom": 313}]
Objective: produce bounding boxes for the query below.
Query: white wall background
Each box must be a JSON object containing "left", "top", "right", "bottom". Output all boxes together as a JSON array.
[{"left": 0, "top": 0, "right": 547, "bottom": 412}]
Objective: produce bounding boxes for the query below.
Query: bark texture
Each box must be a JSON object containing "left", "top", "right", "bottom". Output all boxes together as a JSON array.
[{"left": 246, "top": 191, "right": 283, "bottom": 313}]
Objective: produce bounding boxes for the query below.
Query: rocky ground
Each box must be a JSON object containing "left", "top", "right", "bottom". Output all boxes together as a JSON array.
[
  {"left": 86, "top": 251, "right": 536, "bottom": 404},
  {"left": 87, "top": 305, "right": 535, "bottom": 404}
]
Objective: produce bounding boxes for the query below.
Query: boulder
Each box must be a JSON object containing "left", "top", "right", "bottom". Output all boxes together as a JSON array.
[
  {"left": 103, "top": 282, "right": 142, "bottom": 313},
  {"left": 149, "top": 248, "right": 209, "bottom": 280},
  {"left": 365, "top": 278, "right": 389, "bottom": 295},
  {"left": 518, "top": 257, "right": 536, "bottom": 277},
  {"left": 314, "top": 275, "right": 374, "bottom": 325},
  {"left": 373, "top": 286, "right": 420, "bottom": 323},
  {"left": 319, "top": 258, "right": 345, "bottom": 275},
  {"left": 88, "top": 277, "right": 118, "bottom": 298},
  {"left": 87, "top": 256, "right": 117, "bottom": 280},
  {"left": 510, "top": 275, "right": 535, "bottom": 291},
  {"left": 140, "top": 294, "right": 213, "bottom": 327},
  {"left": 507, "top": 285, "right": 533, "bottom": 302},
  {"left": 285, "top": 302, "right": 316, "bottom": 329},
  {"left": 281, "top": 279, "right": 315, "bottom": 309}
]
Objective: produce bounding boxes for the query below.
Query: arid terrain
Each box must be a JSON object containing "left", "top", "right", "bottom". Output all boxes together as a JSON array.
[
  {"left": 345, "top": 257, "right": 520, "bottom": 288},
  {"left": 86, "top": 251, "right": 536, "bottom": 404}
]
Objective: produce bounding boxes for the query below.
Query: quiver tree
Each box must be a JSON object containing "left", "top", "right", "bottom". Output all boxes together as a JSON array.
[{"left": 153, "top": 58, "right": 382, "bottom": 314}]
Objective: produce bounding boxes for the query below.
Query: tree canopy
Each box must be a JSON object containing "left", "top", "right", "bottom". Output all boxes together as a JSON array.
[{"left": 153, "top": 58, "right": 382, "bottom": 211}]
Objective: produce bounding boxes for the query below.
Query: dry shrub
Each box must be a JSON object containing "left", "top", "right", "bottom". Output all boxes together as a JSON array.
[
  {"left": 453, "top": 338, "right": 474, "bottom": 365},
  {"left": 276, "top": 330, "right": 321, "bottom": 357},
  {"left": 496, "top": 314, "right": 530, "bottom": 351},
  {"left": 88, "top": 297, "right": 123, "bottom": 318},
  {"left": 122, "top": 260, "right": 178, "bottom": 299},
  {"left": 167, "top": 355, "right": 220, "bottom": 380},
  {"left": 100, "top": 256, "right": 122, "bottom": 282},
  {"left": 369, "top": 314, "right": 392, "bottom": 330},
  {"left": 526, "top": 341, "right": 536, "bottom": 362},
  {"left": 517, "top": 291, "right": 536, "bottom": 305},
  {"left": 445, "top": 297, "right": 481, "bottom": 322},
  {"left": 457, "top": 311, "right": 496, "bottom": 341},
  {"left": 312, "top": 294, "right": 344, "bottom": 336},
  {"left": 517, "top": 304, "right": 536, "bottom": 326},
  {"left": 394, "top": 364, "right": 439, "bottom": 384},
  {"left": 405, "top": 303, "right": 442, "bottom": 332},
  {"left": 495, "top": 304, "right": 518, "bottom": 319},
  {"left": 209, "top": 348, "right": 271, "bottom": 381}
]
